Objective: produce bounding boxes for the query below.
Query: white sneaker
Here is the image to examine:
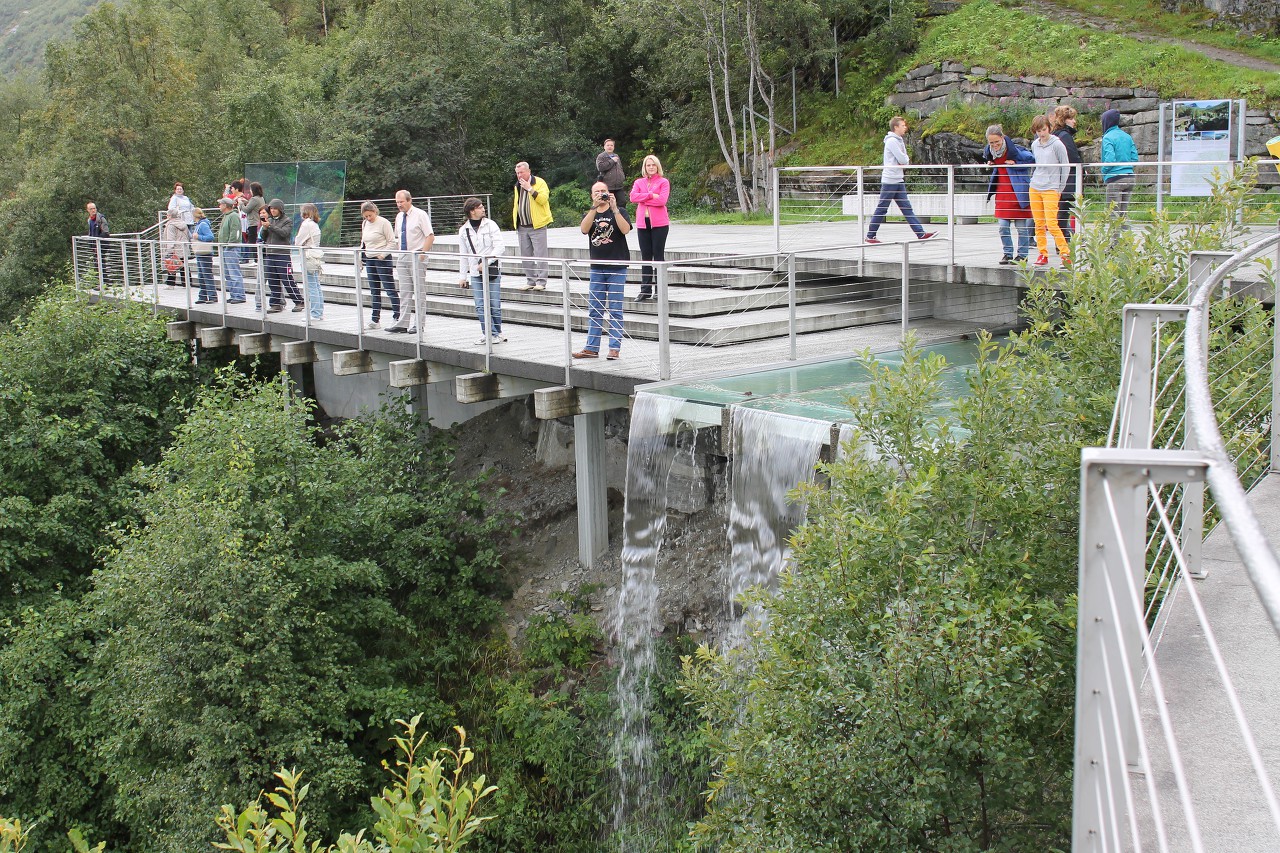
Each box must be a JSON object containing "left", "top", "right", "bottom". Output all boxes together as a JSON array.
[
  {"left": 366, "top": 321, "right": 380, "bottom": 330},
  {"left": 532, "top": 284, "right": 546, "bottom": 291},
  {"left": 475, "top": 334, "right": 490, "bottom": 345},
  {"left": 491, "top": 333, "right": 507, "bottom": 344},
  {"left": 519, "top": 283, "right": 536, "bottom": 291}
]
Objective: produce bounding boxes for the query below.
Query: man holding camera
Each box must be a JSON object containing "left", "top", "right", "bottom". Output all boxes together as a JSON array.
[
  {"left": 512, "top": 161, "right": 552, "bottom": 291},
  {"left": 573, "top": 181, "right": 631, "bottom": 361}
]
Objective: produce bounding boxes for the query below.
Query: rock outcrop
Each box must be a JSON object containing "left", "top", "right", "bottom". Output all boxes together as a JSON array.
[{"left": 888, "top": 61, "right": 1280, "bottom": 159}]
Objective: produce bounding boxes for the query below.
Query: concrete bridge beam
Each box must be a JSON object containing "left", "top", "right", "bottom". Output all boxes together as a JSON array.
[
  {"left": 165, "top": 320, "right": 195, "bottom": 341},
  {"left": 389, "top": 359, "right": 469, "bottom": 388},
  {"left": 534, "top": 386, "right": 630, "bottom": 420},
  {"left": 455, "top": 372, "right": 555, "bottom": 404},
  {"left": 198, "top": 326, "right": 235, "bottom": 348},
  {"left": 238, "top": 333, "right": 274, "bottom": 356}
]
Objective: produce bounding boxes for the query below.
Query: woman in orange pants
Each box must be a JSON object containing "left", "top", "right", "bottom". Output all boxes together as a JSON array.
[{"left": 1027, "top": 114, "right": 1072, "bottom": 268}]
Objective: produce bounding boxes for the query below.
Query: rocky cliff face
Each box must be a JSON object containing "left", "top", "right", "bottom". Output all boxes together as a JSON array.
[
  {"left": 888, "top": 60, "right": 1280, "bottom": 161},
  {"left": 1162, "top": 0, "right": 1280, "bottom": 37}
]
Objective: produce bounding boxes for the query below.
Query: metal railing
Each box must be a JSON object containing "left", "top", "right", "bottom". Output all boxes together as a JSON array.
[
  {"left": 158, "top": 194, "right": 490, "bottom": 246},
  {"left": 71, "top": 229, "right": 948, "bottom": 384},
  {"left": 776, "top": 159, "right": 1280, "bottom": 260},
  {"left": 1074, "top": 225, "right": 1280, "bottom": 850}
]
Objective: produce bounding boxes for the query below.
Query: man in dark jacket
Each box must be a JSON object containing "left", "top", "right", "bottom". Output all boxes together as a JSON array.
[
  {"left": 86, "top": 202, "right": 109, "bottom": 237},
  {"left": 596, "top": 139, "right": 627, "bottom": 209},
  {"left": 260, "top": 199, "right": 304, "bottom": 313}
]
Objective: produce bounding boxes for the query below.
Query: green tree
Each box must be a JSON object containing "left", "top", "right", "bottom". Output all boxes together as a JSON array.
[
  {"left": 84, "top": 377, "right": 507, "bottom": 851},
  {"left": 0, "top": 288, "right": 203, "bottom": 614}
]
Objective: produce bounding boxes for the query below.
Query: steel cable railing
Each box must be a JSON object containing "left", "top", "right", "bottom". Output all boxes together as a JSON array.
[{"left": 1077, "top": 225, "right": 1280, "bottom": 850}]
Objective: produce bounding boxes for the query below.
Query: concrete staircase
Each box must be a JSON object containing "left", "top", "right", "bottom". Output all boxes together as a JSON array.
[{"left": 239, "top": 243, "right": 927, "bottom": 347}]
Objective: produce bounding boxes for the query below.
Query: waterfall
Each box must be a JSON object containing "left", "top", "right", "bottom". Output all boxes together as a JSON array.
[
  {"left": 612, "top": 392, "right": 692, "bottom": 845},
  {"left": 611, "top": 397, "right": 832, "bottom": 848},
  {"left": 724, "top": 407, "right": 831, "bottom": 642}
]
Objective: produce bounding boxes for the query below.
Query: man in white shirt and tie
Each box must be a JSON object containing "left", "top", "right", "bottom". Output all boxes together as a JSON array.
[{"left": 387, "top": 190, "right": 435, "bottom": 333}]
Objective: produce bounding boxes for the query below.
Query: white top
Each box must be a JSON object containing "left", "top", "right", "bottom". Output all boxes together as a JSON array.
[
  {"left": 394, "top": 205, "right": 434, "bottom": 252},
  {"left": 294, "top": 218, "right": 321, "bottom": 249},
  {"left": 457, "top": 217, "right": 506, "bottom": 278},
  {"left": 1030, "top": 136, "right": 1069, "bottom": 193},
  {"left": 167, "top": 193, "right": 195, "bottom": 226},
  {"left": 361, "top": 216, "right": 394, "bottom": 258}
]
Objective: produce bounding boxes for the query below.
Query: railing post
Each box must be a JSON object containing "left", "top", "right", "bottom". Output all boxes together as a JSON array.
[
  {"left": 561, "top": 260, "right": 573, "bottom": 386},
  {"left": 772, "top": 167, "right": 781, "bottom": 254},
  {"left": 1074, "top": 163, "right": 1084, "bottom": 230},
  {"left": 256, "top": 243, "right": 266, "bottom": 330},
  {"left": 946, "top": 166, "right": 955, "bottom": 282},
  {"left": 856, "top": 167, "right": 865, "bottom": 276},
  {"left": 72, "top": 238, "right": 83, "bottom": 298},
  {"left": 413, "top": 252, "right": 423, "bottom": 357},
  {"left": 900, "top": 241, "right": 910, "bottom": 343},
  {"left": 658, "top": 262, "right": 670, "bottom": 380},
  {"left": 95, "top": 240, "right": 106, "bottom": 291},
  {"left": 1157, "top": 105, "right": 1166, "bottom": 214},
  {"left": 481, "top": 260, "right": 492, "bottom": 366},
  {"left": 1073, "top": 448, "right": 1212, "bottom": 853},
  {"left": 354, "top": 248, "right": 365, "bottom": 351},
  {"left": 120, "top": 241, "right": 130, "bottom": 303},
  {"left": 787, "top": 253, "right": 797, "bottom": 362},
  {"left": 1272, "top": 223, "right": 1280, "bottom": 473}
]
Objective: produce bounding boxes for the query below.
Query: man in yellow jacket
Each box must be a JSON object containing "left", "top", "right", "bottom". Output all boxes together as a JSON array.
[{"left": 512, "top": 161, "right": 553, "bottom": 290}]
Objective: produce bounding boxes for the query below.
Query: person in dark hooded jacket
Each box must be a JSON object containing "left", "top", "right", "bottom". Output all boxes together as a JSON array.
[
  {"left": 983, "top": 124, "right": 1035, "bottom": 263},
  {"left": 260, "top": 198, "right": 305, "bottom": 313},
  {"left": 1051, "top": 105, "right": 1083, "bottom": 241}
]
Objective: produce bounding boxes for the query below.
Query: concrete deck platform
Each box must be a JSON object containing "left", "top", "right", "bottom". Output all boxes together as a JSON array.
[{"left": 1138, "top": 473, "right": 1280, "bottom": 851}]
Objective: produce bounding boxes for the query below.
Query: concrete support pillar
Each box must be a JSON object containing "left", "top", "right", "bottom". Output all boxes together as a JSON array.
[{"left": 574, "top": 411, "right": 608, "bottom": 568}]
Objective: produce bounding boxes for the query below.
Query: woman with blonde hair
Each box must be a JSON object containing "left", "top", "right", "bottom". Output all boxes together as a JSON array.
[
  {"left": 628, "top": 153, "right": 670, "bottom": 301},
  {"left": 294, "top": 203, "right": 325, "bottom": 320},
  {"left": 1051, "top": 105, "right": 1082, "bottom": 241}
]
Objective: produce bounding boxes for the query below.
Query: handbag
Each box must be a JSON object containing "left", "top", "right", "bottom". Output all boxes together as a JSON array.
[
  {"left": 464, "top": 228, "right": 500, "bottom": 279},
  {"left": 305, "top": 248, "right": 324, "bottom": 271},
  {"left": 192, "top": 241, "right": 213, "bottom": 255}
]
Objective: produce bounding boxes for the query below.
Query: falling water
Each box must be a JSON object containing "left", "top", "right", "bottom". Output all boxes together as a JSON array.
[
  {"left": 724, "top": 407, "right": 832, "bottom": 644},
  {"left": 611, "top": 397, "right": 833, "bottom": 848},
  {"left": 612, "top": 392, "right": 693, "bottom": 845}
]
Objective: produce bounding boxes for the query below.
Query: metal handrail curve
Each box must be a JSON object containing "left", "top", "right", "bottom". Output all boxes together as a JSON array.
[{"left": 1183, "top": 228, "right": 1280, "bottom": 636}]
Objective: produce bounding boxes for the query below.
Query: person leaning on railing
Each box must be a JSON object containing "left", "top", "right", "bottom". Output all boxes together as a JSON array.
[{"left": 982, "top": 124, "right": 1035, "bottom": 265}]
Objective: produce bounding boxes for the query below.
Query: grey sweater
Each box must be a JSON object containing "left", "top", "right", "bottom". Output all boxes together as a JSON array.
[
  {"left": 1030, "top": 136, "right": 1069, "bottom": 192},
  {"left": 881, "top": 131, "right": 910, "bottom": 184}
]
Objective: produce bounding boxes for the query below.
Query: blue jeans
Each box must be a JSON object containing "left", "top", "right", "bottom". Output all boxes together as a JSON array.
[
  {"left": 363, "top": 256, "right": 397, "bottom": 321},
  {"left": 997, "top": 218, "right": 1033, "bottom": 259},
  {"left": 586, "top": 268, "right": 626, "bottom": 353},
  {"left": 221, "top": 246, "right": 245, "bottom": 300},
  {"left": 304, "top": 266, "right": 324, "bottom": 318},
  {"left": 194, "top": 253, "right": 216, "bottom": 302},
  {"left": 471, "top": 273, "right": 502, "bottom": 334},
  {"left": 867, "top": 182, "right": 925, "bottom": 239}
]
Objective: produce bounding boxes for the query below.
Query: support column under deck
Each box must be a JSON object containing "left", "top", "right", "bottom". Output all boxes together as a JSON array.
[{"left": 574, "top": 411, "right": 608, "bottom": 568}]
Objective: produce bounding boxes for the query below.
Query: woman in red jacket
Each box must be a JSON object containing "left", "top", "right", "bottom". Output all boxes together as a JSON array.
[{"left": 629, "top": 154, "right": 670, "bottom": 302}]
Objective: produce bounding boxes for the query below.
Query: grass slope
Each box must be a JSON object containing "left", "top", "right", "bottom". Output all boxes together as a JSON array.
[
  {"left": 911, "top": 0, "right": 1280, "bottom": 102},
  {"left": 0, "top": 0, "right": 96, "bottom": 73}
]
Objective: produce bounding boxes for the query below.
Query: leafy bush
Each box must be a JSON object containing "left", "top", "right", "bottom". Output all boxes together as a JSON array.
[{"left": 215, "top": 718, "right": 497, "bottom": 853}]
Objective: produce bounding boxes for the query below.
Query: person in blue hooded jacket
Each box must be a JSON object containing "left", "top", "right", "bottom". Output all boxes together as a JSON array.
[
  {"left": 1101, "top": 108, "right": 1138, "bottom": 231},
  {"left": 983, "top": 124, "right": 1036, "bottom": 264}
]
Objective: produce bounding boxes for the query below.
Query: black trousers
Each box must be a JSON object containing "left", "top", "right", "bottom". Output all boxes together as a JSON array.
[
  {"left": 1057, "top": 191, "right": 1075, "bottom": 242},
  {"left": 637, "top": 225, "right": 669, "bottom": 296}
]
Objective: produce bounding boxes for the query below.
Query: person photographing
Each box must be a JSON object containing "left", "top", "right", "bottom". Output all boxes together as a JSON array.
[{"left": 574, "top": 182, "right": 632, "bottom": 361}]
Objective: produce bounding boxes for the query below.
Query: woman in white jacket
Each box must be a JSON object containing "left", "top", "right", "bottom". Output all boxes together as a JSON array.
[
  {"left": 457, "top": 197, "right": 507, "bottom": 345},
  {"left": 293, "top": 203, "right": 325, "bottom": 319}
]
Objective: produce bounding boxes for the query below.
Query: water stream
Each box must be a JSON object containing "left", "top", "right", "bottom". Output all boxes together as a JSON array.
[{"left": 611, "top": 395, "right": 833, "bottom": 847}]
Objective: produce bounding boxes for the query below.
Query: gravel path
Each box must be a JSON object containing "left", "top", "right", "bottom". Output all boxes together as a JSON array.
[{"left": 1015, "top": 0, "right": 1280, "bottom": 73}]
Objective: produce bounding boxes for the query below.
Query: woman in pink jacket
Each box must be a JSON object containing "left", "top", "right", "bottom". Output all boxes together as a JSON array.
[{"left": 629, "top": 154, "right": 670, "bottom": 301}]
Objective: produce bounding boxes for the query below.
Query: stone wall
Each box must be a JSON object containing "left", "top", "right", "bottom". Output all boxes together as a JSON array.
[
  {"left": 1163, "top": 0, "right": 1280, "bottom": 37},
  {"left": 888, "top": 60, "right": 1280, "bottom": 159}
]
